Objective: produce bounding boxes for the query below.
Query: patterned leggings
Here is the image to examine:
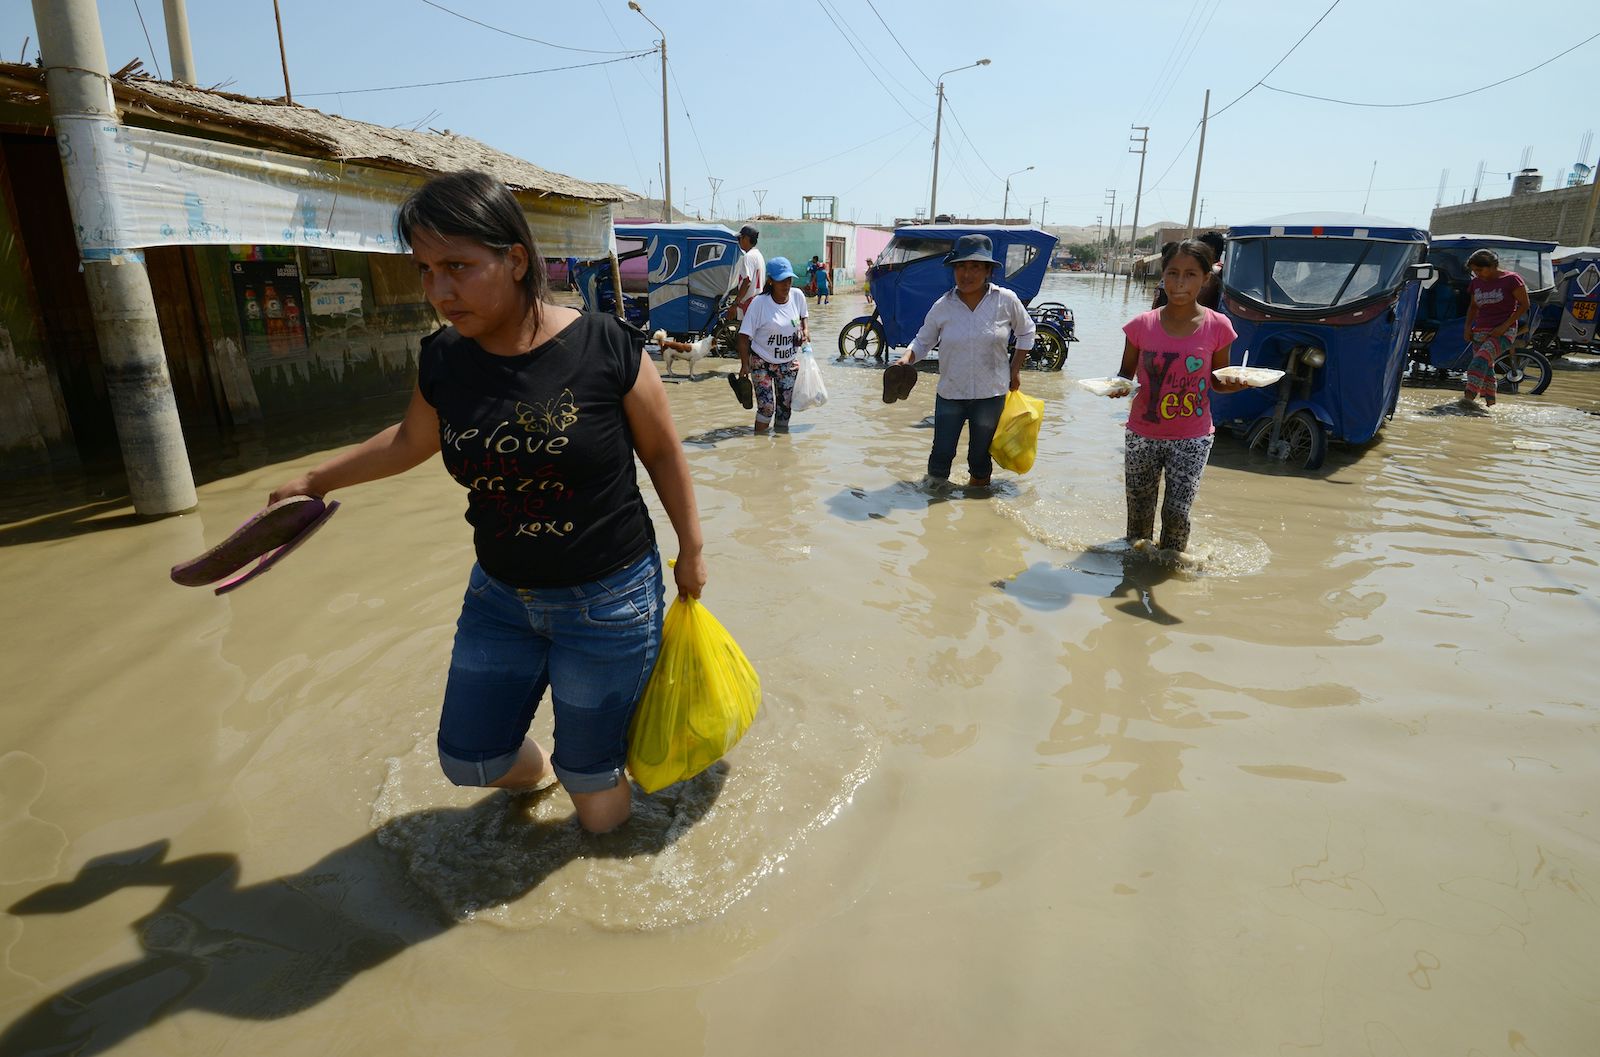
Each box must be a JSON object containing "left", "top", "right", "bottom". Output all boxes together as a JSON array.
[
  {"left": 1464, "top": 330, "right": 1509, "bottom": 403},
  {"left": 1124, "top": 431, "right": 1214, "bottom": 553},
  {"left": 751, "top": 360, "right": 798, "bottom": 427}
]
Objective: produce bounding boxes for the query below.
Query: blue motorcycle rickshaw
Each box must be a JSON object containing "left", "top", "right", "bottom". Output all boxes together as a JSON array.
[
  {"left": 1532, "top": 245, "right": 1600, "bottom": 358},
  {"left": 1408, "top": 233, "right": 1555, "bottom": 395},
  {"left": 838, "top": 224, "right": 1076, "bottom": 370},
  {"left": 577, "top": 223, "right": 741, "bottom": 342},
  {"left": 1211, "top": 213, "right": 1433, "bottom": 471}
]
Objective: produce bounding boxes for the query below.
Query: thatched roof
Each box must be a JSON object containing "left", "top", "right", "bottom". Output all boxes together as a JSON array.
[{"left": 0, "top": 61, "right": 635, "bottom": 205}]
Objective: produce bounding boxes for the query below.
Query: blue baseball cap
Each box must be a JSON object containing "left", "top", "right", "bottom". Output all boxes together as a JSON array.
[{"left": 766, "top": 256, "right": 796, "bottom": 282}]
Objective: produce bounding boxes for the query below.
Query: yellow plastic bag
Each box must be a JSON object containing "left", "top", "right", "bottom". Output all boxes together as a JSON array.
[
  {"left": 989, "top": 389, "right": 1045, "bottom": 474},
  {"left": 627, "top": 597, "right": 761, "bottom": 793}
]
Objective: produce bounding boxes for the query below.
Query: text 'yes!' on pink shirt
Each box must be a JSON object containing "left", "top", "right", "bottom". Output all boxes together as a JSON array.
[{"left": 1121, "top": 307, "right": 1237, "bottom": 440}]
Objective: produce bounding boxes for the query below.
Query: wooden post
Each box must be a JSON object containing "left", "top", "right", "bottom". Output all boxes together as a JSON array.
[{"left": 608, "top": 254, "right": 625, "bottom": 319}]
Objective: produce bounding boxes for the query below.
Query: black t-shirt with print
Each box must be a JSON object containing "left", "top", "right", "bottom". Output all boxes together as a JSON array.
[{"left": 417, "top": 312, "right": 655, "bottom": 588}]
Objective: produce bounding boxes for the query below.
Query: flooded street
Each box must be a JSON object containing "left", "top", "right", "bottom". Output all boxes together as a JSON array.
[{"left": 4, "top": 273, "right": 1599, "bottom": 1054}]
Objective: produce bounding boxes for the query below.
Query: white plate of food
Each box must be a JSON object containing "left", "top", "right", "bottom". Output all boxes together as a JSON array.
[
  {"left": 1077, "top": 376, "right": 1136, "bottom": 397},
  {"left": 1213, "top": 366, "right": 1286, "bottom": 387}
]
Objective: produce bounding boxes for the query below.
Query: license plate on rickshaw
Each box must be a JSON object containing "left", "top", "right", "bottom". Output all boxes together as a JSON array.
[{"left": 1573, "top": 299, "right": 1598, "bottom": 322}]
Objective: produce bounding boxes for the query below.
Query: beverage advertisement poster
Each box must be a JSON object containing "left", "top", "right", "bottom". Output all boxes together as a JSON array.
[{"left": 230, "top": 259, "right": 309, "bottom": 360}]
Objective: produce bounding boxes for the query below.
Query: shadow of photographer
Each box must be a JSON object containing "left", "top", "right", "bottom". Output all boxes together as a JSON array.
[{"left": 1, "top": 765, "right": 726, "bottom": 1056}]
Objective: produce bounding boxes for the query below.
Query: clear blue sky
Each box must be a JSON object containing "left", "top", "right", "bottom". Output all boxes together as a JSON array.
[{"left": 6, "top": 1, "right": 1596, "bottom": 231}]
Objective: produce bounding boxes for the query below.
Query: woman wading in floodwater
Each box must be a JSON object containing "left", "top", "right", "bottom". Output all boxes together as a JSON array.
[{"left": 270, "top": 171, "right": 706, "bottom": 833}]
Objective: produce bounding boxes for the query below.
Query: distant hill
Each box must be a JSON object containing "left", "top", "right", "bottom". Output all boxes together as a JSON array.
[{"left": 1044, "top": 219, "right": 1182, "bottom": 246}]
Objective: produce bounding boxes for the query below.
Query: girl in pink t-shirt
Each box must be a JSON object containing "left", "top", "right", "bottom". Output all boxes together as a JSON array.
[
  {"left": 1114, "top": 239, "right": 1243, "bottom": 554},
  {"left": 1460, "top": 248, "right": 1530, "bottom": 409}
]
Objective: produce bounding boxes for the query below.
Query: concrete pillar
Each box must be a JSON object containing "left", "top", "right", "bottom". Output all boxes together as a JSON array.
[
  {"left": 161, "top": 0, "right": 198, "bottom": 85},
  {"left": 33, "top": 0, "right": 197, "bottom": 515}
]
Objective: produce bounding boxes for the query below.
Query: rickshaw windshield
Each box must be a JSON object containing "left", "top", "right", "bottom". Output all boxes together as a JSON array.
[
  {"left": 1226, "top": 237, "right": 1417, "bottom": 310},
  {"left": 1484, "top": 247, "right": 1555, "bottom": 292},
  {"left": 879, "top": 236, "right": 955, "bottom": 268}
]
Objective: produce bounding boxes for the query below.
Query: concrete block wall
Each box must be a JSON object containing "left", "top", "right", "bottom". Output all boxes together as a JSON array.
[{"left": 1430, "top": 183, "right": 1600, "bottom": 245}]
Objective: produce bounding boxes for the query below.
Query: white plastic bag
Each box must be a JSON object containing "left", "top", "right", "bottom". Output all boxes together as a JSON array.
[{"left": 791, "top": 347, "right": 828, "bottom": 412}]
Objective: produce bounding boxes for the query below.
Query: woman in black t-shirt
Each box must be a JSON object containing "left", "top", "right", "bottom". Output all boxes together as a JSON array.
[{"left": 270, "top": 171, "right": 706, "bottom": 833}]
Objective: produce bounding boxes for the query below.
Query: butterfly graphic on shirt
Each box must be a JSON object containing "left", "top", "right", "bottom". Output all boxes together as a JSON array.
[{"left": 514, "top": 389, "right": 581, "bottom": 434}]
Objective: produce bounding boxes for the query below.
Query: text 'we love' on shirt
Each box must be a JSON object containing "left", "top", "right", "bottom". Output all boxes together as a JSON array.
[{"left": 418, "top": 313, "right": 655, "bottom": 589}]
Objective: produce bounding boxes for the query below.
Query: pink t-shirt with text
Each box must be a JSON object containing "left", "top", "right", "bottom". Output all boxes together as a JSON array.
[
  {"left": 1468, "top": 270, "right": 1526, "bottom": 333},
  {"left": 1121, "top": 307, "right": 1238, "bottom": 440}
]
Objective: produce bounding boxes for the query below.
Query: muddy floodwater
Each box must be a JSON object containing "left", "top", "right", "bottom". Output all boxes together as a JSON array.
[{"left": 3, "top": 274, "right": 1598, "bottom": 1055}]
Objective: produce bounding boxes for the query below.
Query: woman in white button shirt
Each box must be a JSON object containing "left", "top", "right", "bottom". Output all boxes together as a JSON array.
[{"left": 894, "top": 234, "right": 1035, "bottom": 486}]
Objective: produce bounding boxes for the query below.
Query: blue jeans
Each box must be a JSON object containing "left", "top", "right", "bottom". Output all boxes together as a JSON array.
[
  {"left": 436, "top": 549, "right": 665, "bottom": 793},
  {"left": 928, "top": 394, "right": 1006, "bottom": 480}
]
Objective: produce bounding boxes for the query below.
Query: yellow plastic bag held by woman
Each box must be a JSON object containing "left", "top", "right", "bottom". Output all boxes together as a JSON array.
[
  {"left": 989, "top": 389, "right": 1045, "bottom": 474},
  {"left": 627, "top": 596, "right": 761, "bottom": 793}
]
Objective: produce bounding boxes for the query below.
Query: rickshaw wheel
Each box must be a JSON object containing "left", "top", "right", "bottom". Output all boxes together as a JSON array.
[
  {"left": 1027, "top": 324, "right": 1068, "bottom": 371},
  {"left": 1496, "top": 350, "right": 1553, "bottom": 395},
  {"left": 839, "top": 318, "right": 885, "bottom": 360},
  {"left": 1247, "top": 410, "right": 1327, "bottom": 471},
  {"left": 711, "top": 319, "right": 740, "bottom": 357}
]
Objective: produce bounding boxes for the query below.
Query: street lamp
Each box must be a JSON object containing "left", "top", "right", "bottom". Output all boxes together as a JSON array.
[
  {"left": 1001, "top": 165, "right": 1033, "bottom": 222},
  {"left": 928, "top": 58, "right": 990, "bottom": 221},
  {"left": 628, "top": 1, "right": 670, "bottom": 222}
]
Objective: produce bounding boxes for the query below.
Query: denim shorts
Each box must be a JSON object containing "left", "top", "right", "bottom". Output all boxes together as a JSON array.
[{"left": 436, "top": 549, "right": 665, "bottom": 793}]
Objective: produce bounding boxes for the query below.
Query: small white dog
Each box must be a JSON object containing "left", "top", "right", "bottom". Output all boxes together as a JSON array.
[{"left": 656, "top": 329, "right": 715, "bottom": 380}]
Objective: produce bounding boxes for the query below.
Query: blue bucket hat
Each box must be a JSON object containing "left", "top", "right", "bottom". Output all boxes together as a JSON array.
[
  {"left": 944, "top": 233, "right": 998, "bottom": 266},
  {"left": 766, "top": 256, "right": 797, "bottom": 282}
]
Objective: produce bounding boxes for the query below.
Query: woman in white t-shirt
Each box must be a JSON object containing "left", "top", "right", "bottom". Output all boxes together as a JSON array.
[{"left": 736, "top": 256, "right": 810, "bottom": 433}]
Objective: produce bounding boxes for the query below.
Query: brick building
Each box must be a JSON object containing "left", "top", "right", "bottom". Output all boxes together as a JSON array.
[{"left": 1429, "top": 182, "right": 1600, "bottom": 245}]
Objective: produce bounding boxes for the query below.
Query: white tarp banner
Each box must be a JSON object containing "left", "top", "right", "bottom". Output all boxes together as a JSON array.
[{"left": 56, "top": 119, "right": 617, "bottom": 259}]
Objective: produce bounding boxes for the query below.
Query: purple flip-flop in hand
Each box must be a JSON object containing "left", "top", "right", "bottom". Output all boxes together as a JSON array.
[{"left": 170, "top": 495, "right": 340, "bottom": 595}]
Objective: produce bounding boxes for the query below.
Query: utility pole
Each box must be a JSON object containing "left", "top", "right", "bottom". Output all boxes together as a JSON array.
[
  {"left": 1361, "top": 160, "right": 1378, "bottom": 213},
  {"left": 708, "top": 176, "right": 722, "bottom": 221},
  {"left": 929, "top": 58, "right": 990, "bottom": 220},
  {"left": 1103, "top": 188, "right": 1117, "bottom": 270},
  {"left": 161, "top": 0, "right": 196, "bottom": 83},
  {"left": 1116, "top": 203, "right": 1125, "bottom": 274},
  {"left": 1126, "top": 125, "right": 1149, "bottom": 289},
  {"left": 271, "top": 0, "right": 292, "bottom": 103},
  {"left": 629, "top": 3, "right": 671, "bottom": 222},
  {"left": 1184, "top": 89, "right": 1209, "bottom": 237},
  {"left": 32, "top": 0, "right": 196, "bottom": 515},
  {"left": 1002, "top": 165, "right": 1032, "bottom": 223},
  {"left": 1040, "top": 197, "right": 1048, "bottom": 228},
  {"left": 754, "top": 189, "right": 767, "bottom": 215}
]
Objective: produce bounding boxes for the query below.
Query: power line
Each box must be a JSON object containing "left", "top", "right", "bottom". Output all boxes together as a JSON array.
[
  {"left": 1134, "top": 0, "right": 1214, "bottom": 125},
  {"left": 818, "top": 0, "right": 925, "bottom": 106},
  {"left": 667, "top": 62, "right": 713, "bottom": 187},
  {"left": 300, "top": 52, "right": 654, "bottom": 97},
  {"left": 1145, "top": 0, "right": 1224, "bottom": 123},
  {"left": 1262, "top": 30, "right": 1600, "bottom": 108},
  {"left": 940, "top": 95, "right": 1002, "bottom": 182},
  {"left": 724, "top": 118, "right": 923, "bottom": 195},
  {"left": 130, "top": 0, "right": 165, "bottom": 80},
  {"left": 841, "top": 125, "right": 925, "bottom": 196},
  {"left": 813, "top": 0, "right": 930, "bottom": 130},
  {"left": 1209, "top": 0, "right": 1343, "bottom": 122},
  {"left": 418, "top": 0, "right": 644, "bottom": 54},
  {"left": 1145, "top": 0, "right": 1342, "bottom": 195},
  {"left": 863, "top": 0, "right": 933, "bottom": 86}
]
